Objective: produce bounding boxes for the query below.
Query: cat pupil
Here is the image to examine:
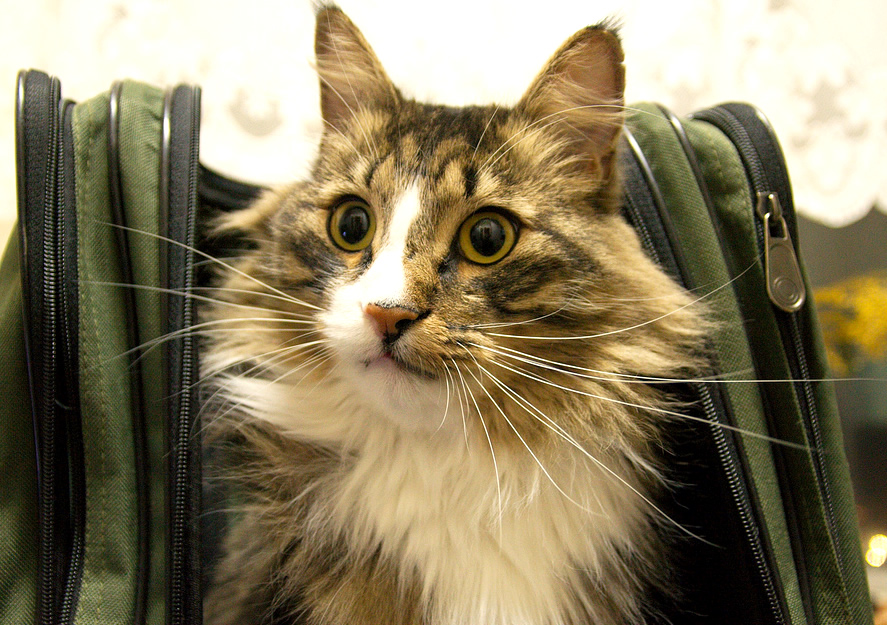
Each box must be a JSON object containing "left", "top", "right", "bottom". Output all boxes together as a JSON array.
[
  {"left": 340, "top": 207, "right": 370, "bottom": 244},
  {"left": 470, "top": 218, "right": 506, "bottom": 257}
]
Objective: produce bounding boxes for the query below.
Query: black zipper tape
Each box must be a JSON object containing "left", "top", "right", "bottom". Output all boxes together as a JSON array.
[
  {"left": 694, "top": 104, "right": 846, "bottom": 619},
  {"left": 17, "top": 69, "right": 66, "bottom": 625},
  {"left": 162, "top": 84, "right": 203, "bottom": 625},
  {"left": 621, "top": 123, "right": 788, "bottom": 625},
  {"left": 109, "top": 81, "right": 151, "bottom": 625},
  {"left": 657, "top": 105, "right": 800, "bottom": 625}
]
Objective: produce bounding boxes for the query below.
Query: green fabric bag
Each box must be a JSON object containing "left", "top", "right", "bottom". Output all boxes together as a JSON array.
[
  {"left": 4, "top": 71, "right": 202, "bottom": 625},
  {"left": 0, "top": 69, "right": 871, "bottom": 625},
  {"left": 623, "top": 102, "right": 872, "bottom": 625}
]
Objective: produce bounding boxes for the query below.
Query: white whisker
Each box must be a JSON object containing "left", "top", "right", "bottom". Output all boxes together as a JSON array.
[
  {"left": 86, "top": 280, "right": 314, "bottom": 319},
  {"left": 485, "top": 354, "right": 813, "bottom": 452},
  {"left": 96, "top": 221, "right": 323, "bottom": 312},
  {"left": 473, "top": 360, "right": 717, "bottom": 541},
  {"left": 486, "top": 262, "right": 755, "bottom": 341},
  {"left": 452, "top": 359, "right": 502, "bottom": 530}
]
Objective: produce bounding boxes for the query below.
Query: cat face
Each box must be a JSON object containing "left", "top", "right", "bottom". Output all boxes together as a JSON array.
[{"left": 203, "top": 8, "right": 702, "bottom": 450}]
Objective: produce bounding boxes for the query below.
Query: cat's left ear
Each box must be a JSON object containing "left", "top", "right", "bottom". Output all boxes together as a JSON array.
[
  {"left": 517, "top": 24, "right": 625, "bottom": 181},
  {"left": 315, "top": 6, "right": 399, "bottom": 134}
]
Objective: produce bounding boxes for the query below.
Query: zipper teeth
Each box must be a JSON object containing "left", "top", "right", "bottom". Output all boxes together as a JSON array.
[
  {"left": 788, "top": 315, "right": 844, "bottom": 578},
  {"left": 714, "top": 106, "right": 844, "bottom": 570},
  {"left": 623, "top": 194, "right": 657, "bottom": 255},
  {"left": 38, "top": 76, "right": 62, "bottom": 625},
  {"left": 660, "top": 108, "right": 788, "bottom": 625},
  {"left": 622, "top": 129, "right": 787, "bottom": 624},
  {"left": 700, "top": 104, "right": 847, "bottom": 602},
  {"left": 694, "top": 383, "right": 787, "bottom": 625},
  {"left": 169, "top": 86, "right": 201, "bottom": 625},
  {"left": 695, "top": 108, "right": 769, "bottom": 191}
]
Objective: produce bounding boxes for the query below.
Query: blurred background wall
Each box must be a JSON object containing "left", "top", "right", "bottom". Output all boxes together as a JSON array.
[{"left": 2, "top": 0, "right": 886, "bottom": 613}]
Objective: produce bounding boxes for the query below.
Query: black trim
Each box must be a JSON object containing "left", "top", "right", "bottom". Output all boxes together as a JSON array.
[
  {"left": 16, "top": 69, "right": 87, "bottom": 625},
  {"left": 621, "top": 119, "right": 789, "bottom": 625},
  {"left": 162, "top": 84, "right": 203, "bottom": 625},
  {"left": 621, "top": 126, "right": 684, "bottom": 282},
  {"left": 17, "top": 69, "right": 65, "bottom": 625},
  {"left": 657, "top": 105, "right": 797, "bottom": 625}
]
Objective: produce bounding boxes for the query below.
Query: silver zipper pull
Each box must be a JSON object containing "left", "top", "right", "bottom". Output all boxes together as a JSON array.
[{"left": 756, "top": 192, "right": 806, "bottom": 313}]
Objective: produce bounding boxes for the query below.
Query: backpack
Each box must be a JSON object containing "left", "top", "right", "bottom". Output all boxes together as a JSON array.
[{"left": 0, "top": 69, "right": 873, "bottom": 625}]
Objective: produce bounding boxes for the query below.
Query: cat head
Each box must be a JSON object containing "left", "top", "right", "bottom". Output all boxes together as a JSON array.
[{"left": 203, "top": 6, "right": 704, "bottom": 452}]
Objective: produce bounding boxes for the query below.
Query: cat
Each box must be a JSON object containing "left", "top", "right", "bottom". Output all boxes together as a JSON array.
[{"left": 201, "top": 5, "right": 707, "bottom": 625}]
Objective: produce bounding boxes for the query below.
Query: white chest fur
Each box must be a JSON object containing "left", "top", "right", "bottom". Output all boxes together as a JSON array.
[
  {"left": 214, "top": 352, "right": 657, "bottom": 624},
  {"left": 327, "top": 423, "right": 651, "bottom": 625}
]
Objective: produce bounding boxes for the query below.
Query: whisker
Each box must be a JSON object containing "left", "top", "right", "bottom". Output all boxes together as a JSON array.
[
  {"left": 471, "top": 104, "right": 500, "bottom": 163},
  {"left": 197, "top": 343, "right": 332, "bottom": 436},
  {"left": 474, "top": 359, "right": 714, "bottom": 543},
  {"left": 446, "top": 358, "right": 471, "bottom": 450},
  {"left": 486, "top": 262, "right": 755, "bottom": 341},
  {"left": 95, "top": 221, "right": 323, "bottom": 312},
  {"left": 435, "top": 362, "right": 453, "bottom": 433},
  {"left": 485, "top": 355, "right": 813, "bottom": 452},
  {"left": 460, "top": 346, "right": 609, "bottom": 516},
  {"left": 97, "top": 317, "right": 319, "bottom": 376},
  {"left": 452, "top": 359, "right": 503, "bottom": 529},
  {"left": 461, "top": 304, "right": 570, "bottom": 330},
  {"left": 470, "top": 341, "right": 731, "bottom": 386},
  {"left": 86, "top": 280, "right": 314, "bottom": 319},
  {"left": 199, "top": 339, "right": 329, "bottom": 402}
]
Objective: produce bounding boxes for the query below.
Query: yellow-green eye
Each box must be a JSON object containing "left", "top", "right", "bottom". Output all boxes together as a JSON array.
[
  {"left": 329, "top": 198, "right": 375, "bottom": 252},
  {"left": 458, "top": 210, "right": 517, "bottom": 265}
]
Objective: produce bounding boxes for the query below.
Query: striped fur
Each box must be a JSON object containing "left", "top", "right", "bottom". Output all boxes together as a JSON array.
[{"left": 202, "top": 6, "right": 707, "bottom": 625}]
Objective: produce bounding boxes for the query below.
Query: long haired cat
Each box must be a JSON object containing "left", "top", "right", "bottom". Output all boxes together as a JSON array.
[{"left": 202, "top": 5, "right": 706, "bottom": 624}]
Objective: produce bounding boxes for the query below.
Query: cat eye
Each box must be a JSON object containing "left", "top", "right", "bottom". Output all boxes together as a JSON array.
[
  {"left": 328, "top": 197, "right": 376, "bottom": 252},
  {"left": 458, "top": 210, "right": 517, "bottom": 265}
]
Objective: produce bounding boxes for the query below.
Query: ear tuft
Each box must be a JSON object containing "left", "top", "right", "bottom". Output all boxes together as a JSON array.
[
  {"left": 517, "top": 25, "right": 626, "bottom": 179},
  {"left": 314, "top": 6, "right": 399, "bottom": 134}
]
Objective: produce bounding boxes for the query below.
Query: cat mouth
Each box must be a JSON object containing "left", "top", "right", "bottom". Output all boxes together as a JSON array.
[{"left": 363, "top": 350, "right": 436, "bottom": 380}]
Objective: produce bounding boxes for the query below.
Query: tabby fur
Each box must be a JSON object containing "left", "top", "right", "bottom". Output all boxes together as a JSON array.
[{"left": 202, "top": 6, "right": 707, "bottom": 625}]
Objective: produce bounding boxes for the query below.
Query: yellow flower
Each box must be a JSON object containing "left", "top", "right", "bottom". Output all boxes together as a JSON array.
[{"left": 815, "top": 272, "right": 887, "bottom": 376}]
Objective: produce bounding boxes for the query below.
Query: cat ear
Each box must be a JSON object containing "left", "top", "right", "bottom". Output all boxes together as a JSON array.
[
  {"left": 314, "top": 6, "right": 399, "bottom": 134},
  {"left": 517, "top": 25, "right": 625, "bottom": 180}
]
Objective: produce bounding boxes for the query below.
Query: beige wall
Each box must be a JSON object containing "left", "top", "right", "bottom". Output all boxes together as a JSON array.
[{"left": 2, "top": 0, "right": 886, "bottom": 234}]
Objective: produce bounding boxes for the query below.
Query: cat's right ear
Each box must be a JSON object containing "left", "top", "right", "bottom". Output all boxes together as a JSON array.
[
  {"left": 314, "top": 6, "right": 399, "bottom": 134},
  {"left": 516, "top": 24, "right": 625, "bottom": 183}
]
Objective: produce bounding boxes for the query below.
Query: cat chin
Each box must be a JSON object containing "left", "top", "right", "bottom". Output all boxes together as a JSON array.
[{"left": 336, "top": 353, "right": 456, "bottom": 434}]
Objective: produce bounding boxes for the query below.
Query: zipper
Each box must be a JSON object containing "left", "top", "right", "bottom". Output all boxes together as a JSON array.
[
  {"left": 163, "top": 85, "right": 203, "bottom": 625},
  {"left": 39, "top": 73, "right": 62, "bottom": 625},
  {"left": 755, "top": 192, "right": 806, "bottom": 313},
  {"left": 17, "top": 70, "right": 64, "bottom": 625},
  {"left": 690, "top": 106, "right": 806, "bottom": 315},
  {"left": 693, "top": 104, "right": 846, "bottom": 614},
  {"left": 657, "top": 105, "right": 799, "bottom": 625},
  {"left": 622, "top": 122, "right": 789, "bottom": 625}
]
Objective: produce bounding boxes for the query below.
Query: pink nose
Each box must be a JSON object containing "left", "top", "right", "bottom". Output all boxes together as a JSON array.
[{"left": 364, "top": 303, "right": 420, "bottom": 341}]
